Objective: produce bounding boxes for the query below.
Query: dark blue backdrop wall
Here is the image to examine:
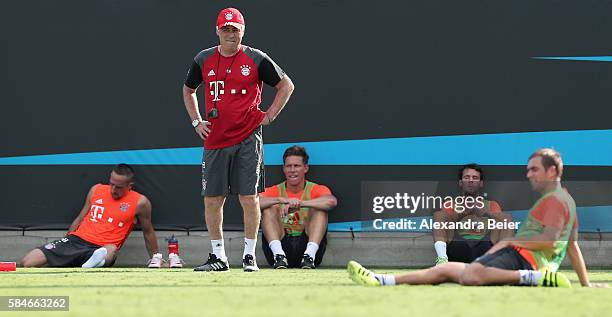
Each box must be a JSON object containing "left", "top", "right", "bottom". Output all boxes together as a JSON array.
[{"left": 2, "top": 1, "right": 612, "bottom": 231}]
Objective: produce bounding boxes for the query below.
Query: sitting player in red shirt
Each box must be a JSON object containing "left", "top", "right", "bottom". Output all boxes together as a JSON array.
[{"left": 20, "top": 164, "right": 174, "bottom": 268}]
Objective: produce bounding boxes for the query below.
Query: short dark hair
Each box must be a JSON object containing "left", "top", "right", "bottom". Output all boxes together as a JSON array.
[
  {"left": 529, "top": 148, "right": 563, "bottom": 177},
  {"left": 458, "top": 163, "right": 484, "bottom": 181},
  {"left": 112, "top": 163, "right": 135, "bottom": 181},
  {"left": 283, "top": 145, "right": 309, "bottom": 165}
]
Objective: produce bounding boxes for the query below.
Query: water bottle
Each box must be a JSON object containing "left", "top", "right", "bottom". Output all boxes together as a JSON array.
[{"left": 167, "top": 235, "right": 179, "bottom": 256}]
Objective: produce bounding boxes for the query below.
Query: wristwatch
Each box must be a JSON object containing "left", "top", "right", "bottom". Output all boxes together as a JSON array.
[{"left": 192, "top": 119, "right": 202, "bottom": 128}]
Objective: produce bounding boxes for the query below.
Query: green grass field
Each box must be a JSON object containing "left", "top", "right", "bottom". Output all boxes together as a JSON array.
[{"left": 1, "top": 268, "right": 611, "bottom": 317}]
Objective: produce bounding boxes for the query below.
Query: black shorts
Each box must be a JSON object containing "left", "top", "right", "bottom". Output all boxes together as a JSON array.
[
  {"left": 201, "top": 127, "right": 265, "bottom": 196},
  {"left": 474, "top": 246, "right": 534, "bottom": 270},
  {"left": 38, "top": 234, "right": 103, "bottom": 267},
  {"left": 261, "top": 232, "right": 327, "bottom": 268},
  {"left": 447, "top": 239, "right": 493, "bottom": 263}
]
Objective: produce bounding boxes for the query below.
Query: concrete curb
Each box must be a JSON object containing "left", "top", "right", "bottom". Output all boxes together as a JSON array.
[{"left": 2, "top": 231, "right": 611, "bottom": 268}]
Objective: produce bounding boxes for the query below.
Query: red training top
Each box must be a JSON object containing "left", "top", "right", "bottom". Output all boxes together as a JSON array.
[
  {"left": 184, "top": 45, "right": 285, "bottom": 149},
  {"left": 71, "top": 184, "right": 141, "bottom": 248}
]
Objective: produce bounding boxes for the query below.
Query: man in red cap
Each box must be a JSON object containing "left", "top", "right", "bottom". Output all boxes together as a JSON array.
[{"left": 182, "top": 7, "right": 295, "bottom": 272}]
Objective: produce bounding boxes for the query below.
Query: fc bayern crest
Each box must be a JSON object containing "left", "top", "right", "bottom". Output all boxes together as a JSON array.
[
  {"left": 119, "top": 202, "right": 130, "bottom": 212},
  {"left": 225, "top": 12, "right": 233, "bottom": 20},
  {"left": 240, "top": 65, "right": 251, "bottom": 76}
]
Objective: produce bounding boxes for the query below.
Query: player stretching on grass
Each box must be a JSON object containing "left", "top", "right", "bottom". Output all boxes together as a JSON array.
[{"left": 349, "top": 149, "right": 607, "bottom": 288}]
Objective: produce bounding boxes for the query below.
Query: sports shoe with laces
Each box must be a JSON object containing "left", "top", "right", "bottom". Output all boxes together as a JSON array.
[
  {"left": 147, "top": 253, "right": 164, "bottom": 268},
  {"left": 273, "top": 254, "right": 288, "bottom": 269},
  {"left": 168, "top": 253, "right": 184, "bottom": 268},
  {"left": 435, "top": 255, "right": 448, "bottom": 266},
  {"left": 538, "top": 270, "right": 572, "bottom": 288},
  {"left": 243, "top": 254, "right": 259, "bottom": 272},
  {"left": 300, "top": 254, "right": 316, "bottom": 269},
  {"left": 347, "top": 260, "right": 381, "bottom": 286},
  {"left": 194, "top": 253, "right": 229, "bottom": 272}
]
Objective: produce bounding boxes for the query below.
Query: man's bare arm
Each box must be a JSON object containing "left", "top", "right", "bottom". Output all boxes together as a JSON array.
[
  {"left": 183, "top": 85, "right": 211, "bottom": 139},
  {"left": 259, "top": 196, "right": 283, "bottom": 210},
  {"left": 299, "top": 195, "right": 337, "bottom": 211},
  {"left": 259, "top": 195, "right": 300, "bottom": 215},
  {"left": 67, "top": 186, "right": 95, "bottom": 234},
  {"left": 135, "top": 196, "right": 159, "bottom": 258},
  {"left": 567, "top": 229, "right": 608, "bottom": 287},
  {"left": 567, "top": 239, "right": 591, "bottom": 287},
  {"left": 262, "top": 76, "right": 294, "bottom": 125}
]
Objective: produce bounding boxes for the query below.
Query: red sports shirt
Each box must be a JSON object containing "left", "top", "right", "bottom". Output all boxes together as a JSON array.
[
  {"left": 185, "top": 45, "right": 285, "bottom": 149},
  {"left": 71, "top": 184, "right": 141, "bottom": 248}
]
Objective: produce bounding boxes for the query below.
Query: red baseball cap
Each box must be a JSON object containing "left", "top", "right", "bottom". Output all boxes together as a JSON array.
[{"left": 216, "top": 8, "right": 245, "bottom": 31}]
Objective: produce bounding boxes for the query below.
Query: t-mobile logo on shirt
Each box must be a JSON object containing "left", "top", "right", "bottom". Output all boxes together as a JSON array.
[
  {"left": 89, "top": 205, "right": 105, "bottom": 222},
  {"left": 209, "top": 80, "right": 225, "bottom": 101},
  {"left": 209, "top": 80, "right": 248, "bottom": 101}
]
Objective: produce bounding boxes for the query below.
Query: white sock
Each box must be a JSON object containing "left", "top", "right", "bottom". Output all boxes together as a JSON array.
[
  {"left": 304, "top": 242, "right": 319, "bottom": 260},
  {"left": 434, "top": 241, "right": 447, "bottom": 258},
  {"left": 243, "top": 238, "right": 257, "bottom": 257},
  {"left": 82, "top": 247, "right": 107, "bottom": 268},
  {"left": 269, "top": 240, "right": 285, "bottom": 256},
  {"left": 374, "top": 273, "right": 396, "bottom": 286},
  {"left": 211, "top": 239, "right": 227, "bottom": 261},
  {"left": 519, "top": 270, "right": 542, "bottom": 286}
]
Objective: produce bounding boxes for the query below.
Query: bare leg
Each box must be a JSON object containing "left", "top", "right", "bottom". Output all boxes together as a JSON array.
[
  {"left": 261, "top": 205, "right": 285, "bottom": 241},
  {"left": 460, "top": 262, "right": 520, "bottom": 285},
  {"left": 102, "top": 244, "right": 118, "bottom": 267},
  {"left": 395, "top": 262, "right": 467, "bottom": 285},
  {"left": 204, "top": 196, "right": 226, "bottom": 240},
  {"left": 305, "top": 208, "right": 328, "bottom": 244},
  {"left": 238, "top": 194, "right": 261, "bottom": 240},
  {"left": 21, "top": 249, "right": 48, "bottom": 267}
]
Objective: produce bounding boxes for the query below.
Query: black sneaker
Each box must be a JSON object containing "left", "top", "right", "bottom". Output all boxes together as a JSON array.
[
  {"left": 242, "top": 254, "right": 259, "bottom": 272},
  {"left": 272, "top": 254, "right": 288, "bottom": 269},
  {"left": 300, "top": 254, "right": 315, "bottom": 269},
  {"left": 193, "top": 253, "right": 229, "bottom": 272}
]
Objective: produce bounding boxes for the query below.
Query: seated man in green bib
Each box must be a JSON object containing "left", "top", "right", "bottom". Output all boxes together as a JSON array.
[{"left": 260, "top": 145, "right": 337, "bottom": 269}]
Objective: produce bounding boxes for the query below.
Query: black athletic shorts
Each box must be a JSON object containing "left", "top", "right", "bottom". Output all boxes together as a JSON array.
[
  {"left": 447, "top": 239, "right": 493, "bottom": 263},
  {"left": 474, "top": 246, "right": 534, "bottom": 270},
  {"left": 201, "top": 126, "right": 265, "bottom": 196},
  {"left": 38, "top": 234, "right": 102, "bottom": 267},
  {"left": 261, "top": 232, "right": 327, "bottom": 268}
]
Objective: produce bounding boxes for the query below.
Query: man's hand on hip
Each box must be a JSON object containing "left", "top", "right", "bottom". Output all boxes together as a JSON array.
[{"left": 195, "top": 121, "right": 212, "bottom": 140}]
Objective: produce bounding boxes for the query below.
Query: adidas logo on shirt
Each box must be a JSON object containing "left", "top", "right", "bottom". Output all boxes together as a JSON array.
[
  {"left": 207, "top": 69, "right": 215, "bottom": 77},
  {"left": 95, "top": 199, "right": 103, "bottom": 204}
]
